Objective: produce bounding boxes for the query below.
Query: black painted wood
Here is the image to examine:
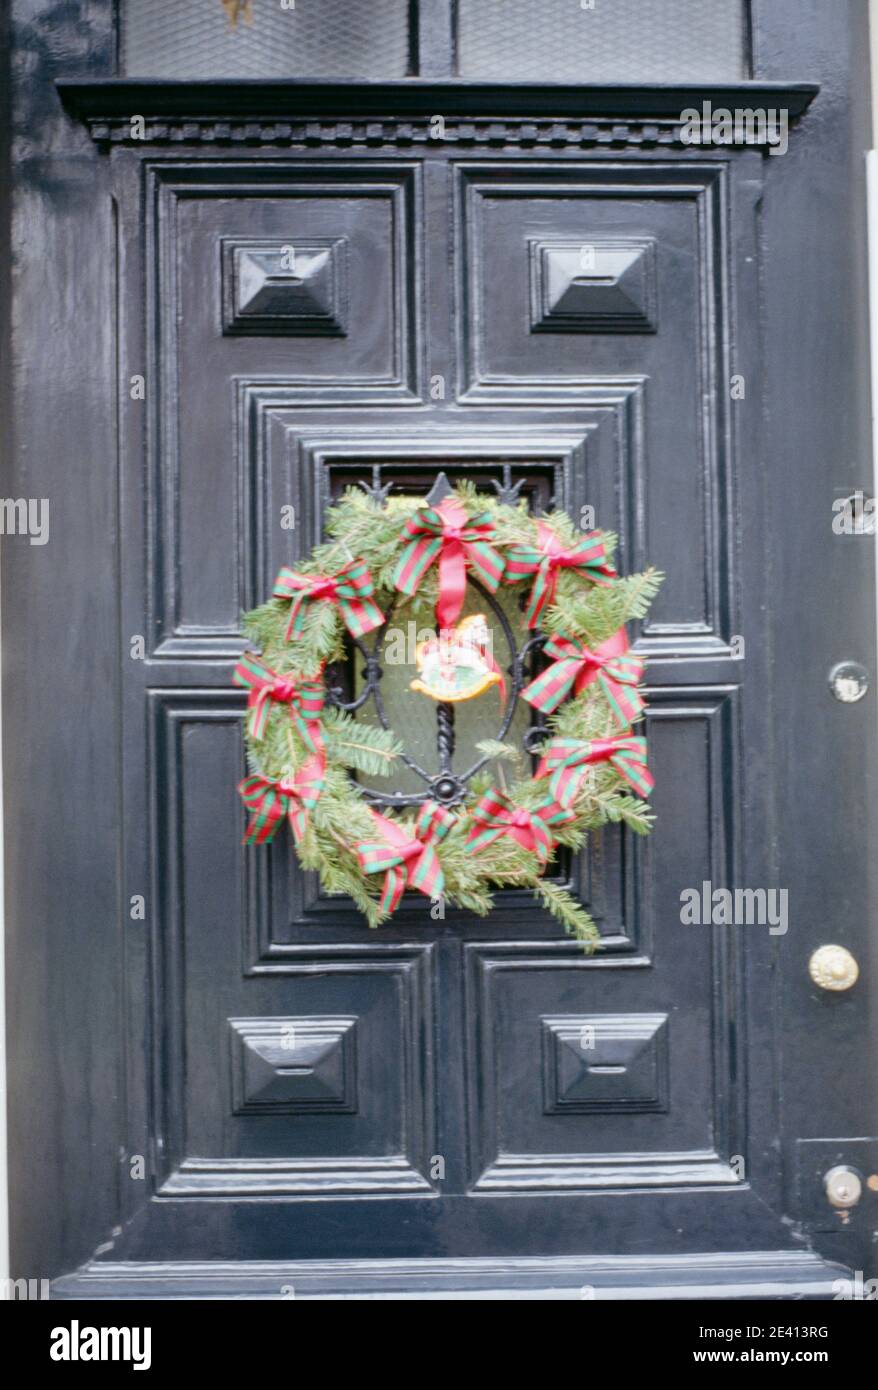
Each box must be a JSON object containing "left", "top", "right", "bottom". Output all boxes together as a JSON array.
[
  {"left": 4, "top": 0, "right": 876, "bottom": 1296},
  {"left": 57, "top": 77, "right": 820, "bottom": 122}
]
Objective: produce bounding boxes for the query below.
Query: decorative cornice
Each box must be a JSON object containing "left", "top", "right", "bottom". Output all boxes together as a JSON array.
[{"left": 57, "top": 79, "right": 820, "bottom": 151}]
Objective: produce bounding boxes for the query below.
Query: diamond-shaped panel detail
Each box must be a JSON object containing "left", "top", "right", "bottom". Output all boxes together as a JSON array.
[
  {"left": 223, "top": 238, "right": 348, "bottom": 337},
  {"left": 229, "top": 1016, "right": 358, "bottom": 1115},
  {"left": 529, "top": 238, "right": 658, "bottom": 334},
  {"left": 541, "top": 1014, "right": 668, "bottom": 1114}
]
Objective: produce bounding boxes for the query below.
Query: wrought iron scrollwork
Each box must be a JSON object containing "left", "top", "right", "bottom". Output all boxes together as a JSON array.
[{"left": 326, "top": 469, "right": 550, "bottom": 808}]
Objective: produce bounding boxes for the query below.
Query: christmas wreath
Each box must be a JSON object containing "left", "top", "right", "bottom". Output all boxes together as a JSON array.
[{"left": 235, "top": 482, "right": 662, "bottom": 948}]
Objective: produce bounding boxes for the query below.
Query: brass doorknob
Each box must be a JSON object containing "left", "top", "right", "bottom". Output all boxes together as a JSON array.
[{"left": 809, "top": 944, "right": 859, "bottom": 991}]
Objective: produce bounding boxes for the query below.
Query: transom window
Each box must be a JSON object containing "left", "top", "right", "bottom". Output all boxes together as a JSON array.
[
  {"left": 123, "top": 0, "right": 414, "bottom": 80},
  {"left": 122, "top": 0, "right": 749, "bottom": 81}
]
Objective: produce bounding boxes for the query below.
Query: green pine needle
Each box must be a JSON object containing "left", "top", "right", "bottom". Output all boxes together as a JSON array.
[{"left": 533, "top": 880, "right": 601, "bottom": 951}]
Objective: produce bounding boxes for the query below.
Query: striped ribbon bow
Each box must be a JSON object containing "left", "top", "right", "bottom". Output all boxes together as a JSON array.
[
  {"left": 356, "top": 802, "right": 456, "bottom": 913},
  {"left": 238, "top": 755, "right": 326, "bottom": 845},
  {"left": 233, "top": 653, "right": 325, "bottom": 749},
  {"left": 538, "top": 735, "right": 653, "bottom": 806},
  {"left": 522, "top": 629, "right": 644, "bottom": 728},
  {"left": 505, "top": 522, "right": 616, "bottom": 628},
  {"left": 392, "top": 498, "right": 506, "bottom": 630},
  {"left": 466, "top": 789, "right": 575, "bottom": 864},
  {"left": 273, "top": 558, "right": 385, "bottom": 643}
]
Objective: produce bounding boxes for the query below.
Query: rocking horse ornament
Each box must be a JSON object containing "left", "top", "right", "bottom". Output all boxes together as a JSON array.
[
  {"left": 410, "top": 614, "right": 505, "bottom": 704},
  {"left": 234, "top": 475, "right": 662, "bottom": 948}
]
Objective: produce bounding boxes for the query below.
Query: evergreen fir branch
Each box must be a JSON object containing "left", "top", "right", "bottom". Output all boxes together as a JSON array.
[
  {"left": 549, "top": 690, "right": 617, "bottom": 741},
  {"left": 537, "top": 565, "right": 660, "bottom": 645},
  {"left": 541, "top": 587, "right": 627, "bottom": 644},
  {"left": 475, "top": 738, "right": 522, "bottom": 766},
  {"left": 613, "top": 567, "right": 665, "bottom": 622},
  {"left": 547, "top": 820, "right": 589, "bottom": 852},
  {"left": 533, "top": 880, "right": 600, "bottom": 951},
  {"left": 593, "top": 790, "right": 655, "bottom": 834},
  {"left": 446, "top": 886, "right": 494, "bottom": 916},
  {"left": 468, "top": 768, "right": 495, "bottom": 798},
  {"left": 312, "top": 850, "right": 385, "bottom": 927},
  {"left": 321, "top": 709, "right": 402, "bottom": 776},
  {"left": 241, "top": 596, "right": 343, "bottom": 676},
  {"left": 328, "top": 740, "right": 400, "bottom": 777}
]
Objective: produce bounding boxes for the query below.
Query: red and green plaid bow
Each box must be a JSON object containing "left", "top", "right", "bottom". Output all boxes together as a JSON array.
[
  {"left": 522, "top": 629, "right": 644, "bottom": 727},
  {"left": 238, "top": 754, "right": 326, "bottom": 845},
  {"left": 392, "top": 498, "right": 506, "bottom": 630},
  {"left": 538, "top": 735, "right": 653, "bottom": 806},
  {"left": 466, "top": 789, "right": 575, "bottom": 864},
  {"left": 273, "top": 558, "right": 385, "bottom": 642},
  {"left": 356, "top": 802, "right": 456, "bottom": 913},
  {"left": 233, "top": 653, "right": 325, "bottom": 750},
  {"left": 505, "top": 522, "right": 616, "bottom": 627}
]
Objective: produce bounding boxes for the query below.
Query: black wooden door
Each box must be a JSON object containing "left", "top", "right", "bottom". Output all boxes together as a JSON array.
[{"left": 5, "top": 1, "right": 878, "bottom": 1299}]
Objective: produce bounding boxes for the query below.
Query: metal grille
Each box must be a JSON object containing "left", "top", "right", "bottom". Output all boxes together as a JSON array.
[
  {"left": 456, "top": 0, "right": 748, "bottom": 82},
  {"left": 325, "top": 469, "right": 554, "bottom": 808},
  {"left": 123, "top": 0, "right": 412, "bottom": 79}
]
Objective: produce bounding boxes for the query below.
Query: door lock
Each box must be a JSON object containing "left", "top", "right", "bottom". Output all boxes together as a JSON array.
[
  {"left": 824, "top": 1165, "right": 863, "bottom": 1210},
  {"left": 828, "top": 661, "right": 869, "bottom": 702},
  {"left": 808, "top": 944, "right": 859, "bottom": 991}
]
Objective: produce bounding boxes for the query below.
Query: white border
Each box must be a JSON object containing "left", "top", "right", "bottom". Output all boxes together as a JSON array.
[
  {"left": 870, "top": 2, "right": 878, "bottom": 791},
  {"left": 0, "top": 6, "right": 876, "bottom": 1304},
  {"left": 0, "top": 560, "right": 6, "bottom": 1289}
]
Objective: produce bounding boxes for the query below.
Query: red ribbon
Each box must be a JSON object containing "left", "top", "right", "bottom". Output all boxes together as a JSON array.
[
  {"left": 504, "top": 806, "right": 550, "bottom": 854},
  {"left": 465, "top": 789, "right": 575, "bottom": 863},
  {"left": 435, "top": 501, "right": 471, "bottom": 629},
  {"left": 238, "top": 754, "right": 326, "bottom": 845},
  {"left": 505, "top": 521, "right": 617, "bottom": 627},
  {"left": 233, "top": 654, "right": 325, "bottom": 748},
  {"left": 272, "top": 558, "right": 384, "bottom": 642},
  {"left": 394, "top": 498, "right": 505, "bottom": 631},
  {"left": 536, "top": 734, "right": 653, "bottom": 805},
  {"left": 355, "top": 803, "right": 454, "bottom": 912},
  {"left": 572, "top": 628, "right": 628, "bottom": 691},
  {"left": 521, "top": 628, "right": 644, "bottom": 727}
]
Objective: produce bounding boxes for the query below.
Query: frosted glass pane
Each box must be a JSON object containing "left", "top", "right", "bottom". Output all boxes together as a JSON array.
[
  {"left": 355, "top": 586, "right": 532, "bottom": 799},
  {"left": 457, "top": 0, "right": 747, "bottom": 82},
  {"left": 124, "top": 0, "right": 411, "bottom": 79}
]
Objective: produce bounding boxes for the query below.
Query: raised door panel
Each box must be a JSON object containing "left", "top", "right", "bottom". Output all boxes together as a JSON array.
[
  {"left": 148, "top": 163, "right": 422, "bottom": 659},
  {"left": 465, "top": 687, "right": 743, "bottom": 1193},
  {"left": 151, "top": 692, "right": 436, "bottom": 1198},
  {"left": 144, "top": 684, "right": 742, "bottom": 1204},
  {"left": 456, "top": 162, "right": 735, "bottom": 657}
]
